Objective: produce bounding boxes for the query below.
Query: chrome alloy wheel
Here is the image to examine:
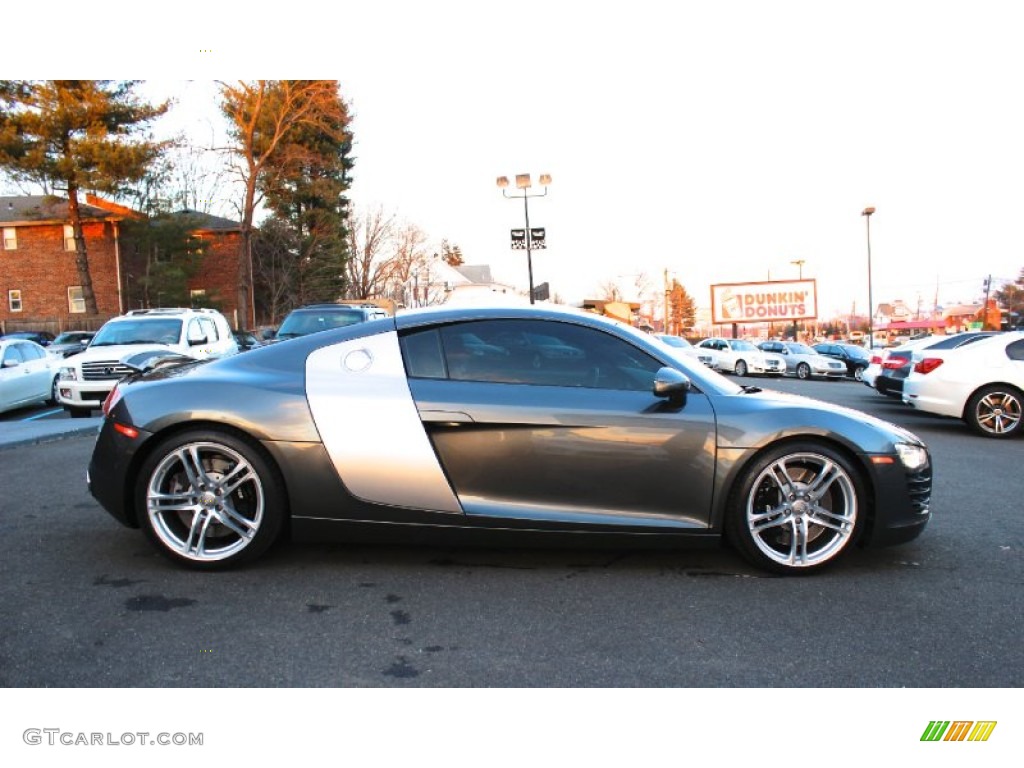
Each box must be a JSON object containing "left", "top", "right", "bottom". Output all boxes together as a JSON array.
[
  {"left": 972, "top": 388, "right": 1022, "bottom": 436},
  {"left": 745, "top": 452, "right": 857, "bottom": 569},
  {"left": 146, "top": 441, "right": 265, "bottom": 563}
]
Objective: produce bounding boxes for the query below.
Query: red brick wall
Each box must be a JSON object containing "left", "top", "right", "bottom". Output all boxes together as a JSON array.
[
  {"left": 189, "top": 231, "right": 242, "bottom": 326},
  {"left": 0, "top": 220, "right": 122, "bottom": 331}
]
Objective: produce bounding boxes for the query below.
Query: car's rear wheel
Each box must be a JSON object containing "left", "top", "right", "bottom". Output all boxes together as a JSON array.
[
  {"left": 853, "top": 366, "right": 865, "bottom": 382},
  {"left": 735, "top": 360, "right": 748, "bottom": 377},
  {"left": 796, "top": 362, "right": 811, "bottom": 380},
  {"left": 964, "top": 384, "right": 1023, "bottom": 438},
  {"left": 136, "top": 430, "right": 286, "bottom": 568},
  {"left": 725, "top": 443, "right": 863, "bottom": 574}
]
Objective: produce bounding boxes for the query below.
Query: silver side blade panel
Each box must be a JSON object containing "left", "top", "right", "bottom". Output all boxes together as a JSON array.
[{"left": 305, "top": 331, "right": 462, "bottom": 514}]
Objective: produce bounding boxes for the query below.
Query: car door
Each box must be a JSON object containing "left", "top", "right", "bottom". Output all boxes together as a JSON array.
[
  {"left": 16, "top": 342, "right": 53, "bottom": 401},
  {"left": 1, "top": 343, "right": 46, "bottom": 407},
  {"left": 402, "top": 319, "right": 717, "bottom": 529}
]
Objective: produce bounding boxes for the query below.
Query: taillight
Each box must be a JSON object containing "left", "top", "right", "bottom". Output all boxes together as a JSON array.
[
  {"left": 882, "top": 357, "right": 909, "bottom": 369},
  {"left": 914, "top": 358, "right": 944, "bottom": 375},
  {"left": 102, "top": 384, "right": 123, "bottom": 416},
  {"left": 870, "top": 355, "right": 883, "bottom": 365}
]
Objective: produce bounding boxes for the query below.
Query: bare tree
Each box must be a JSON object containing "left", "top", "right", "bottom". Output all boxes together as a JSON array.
[
  {"left": 219, "top": 80, "right": 350, "bottom": 326},
  {"left": 345, "top": 206, "right": 398, "bottom": 299}
]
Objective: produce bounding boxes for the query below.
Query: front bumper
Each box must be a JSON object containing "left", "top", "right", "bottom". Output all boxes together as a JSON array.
[
  {"left": 863, "top": 453, "right": 932, "bottom": 547},
  {"left": 57, "top": 377, "right": 117, "bottom": 410}
]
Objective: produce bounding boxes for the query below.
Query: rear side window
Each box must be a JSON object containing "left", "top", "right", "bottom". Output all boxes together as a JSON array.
[{"left": 401, "top": 328, "right": 447, "bottom": 379}]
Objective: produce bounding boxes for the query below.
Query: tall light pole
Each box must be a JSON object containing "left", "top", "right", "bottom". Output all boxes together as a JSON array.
[
  {"left": 790, "top": 259, "right": 805, "bottom": 339},
  {"left": 862, "top": 207, "right": 875, "bottom": 349},
  {"left": 497, "top": 173, "right": 551, "bottom": 304}
]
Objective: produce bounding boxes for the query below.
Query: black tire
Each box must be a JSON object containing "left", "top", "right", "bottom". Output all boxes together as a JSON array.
[
  {"left": 964, "top": 384, "right": 1023, "bottom": 438},
  {"left": 796, "top": 362, "right": 811, "bottom": 380},
  {"left": 724, "top": 442, "right": 864, "bottom": 574},
  {"left": 48, "top": 375, "right": 59, "bottom": 405},
  {"left": 735, "top": 360, "right": 748, "bottom": 377},
  {"left": 135, "top": 429, "right": 286, "bottom": 569},
  {"left": 67, "top": 407, "right": 93, "bottom": 419},
  {"left": 853, "top": 366, "right": 865, "bottom": 382}
]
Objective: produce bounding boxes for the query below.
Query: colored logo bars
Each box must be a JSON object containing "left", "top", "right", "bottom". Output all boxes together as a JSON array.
[{"left": 921, "top": 721, "right": 997, "bottom": 742}]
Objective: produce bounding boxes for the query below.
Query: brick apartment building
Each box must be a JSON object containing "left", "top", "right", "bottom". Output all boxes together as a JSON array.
[{"left": 0, "top": 194, "right": 244, "bottom": 335}]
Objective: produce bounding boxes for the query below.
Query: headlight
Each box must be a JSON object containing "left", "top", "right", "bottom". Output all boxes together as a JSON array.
[
  {"left": 895, "top": 442, "right": 929, "bottom": 471},
  {"left": 58, "top": 367, "right": 78, "bottom": 381}
]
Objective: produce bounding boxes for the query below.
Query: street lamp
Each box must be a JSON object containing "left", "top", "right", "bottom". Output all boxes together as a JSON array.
[
  {"left": 790, "top": 260, "right": 805, "bottom": 339},
  {"left": 497, "top": 173, "right": 551, "bottom": 304},
  {"left": 862, "top": 207, "right": 875, "bottom": 349}
]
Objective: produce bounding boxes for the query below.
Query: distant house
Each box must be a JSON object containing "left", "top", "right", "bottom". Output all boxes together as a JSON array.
[
  {"left": 0, "top": 195, "right": 128, "bottom": 333},
  {"left": 0, "top": 194, "right": 245, "bottom": 333},
  {"left": 121, "top": 208, "right": 243, "bottom": 322}
]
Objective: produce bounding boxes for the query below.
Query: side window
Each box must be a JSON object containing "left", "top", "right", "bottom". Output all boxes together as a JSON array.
[
  {"left": 438, "top": 320, "right": 662, "bottom": 391},
  {"left": 187, "top": 318, "right": 206, "bottom": 342},
  {"left": 400, "top": 328, "right": 447, "bottom": 379},
  {"left": 199, "top": 317, "right": 218, "bottom": 341},
  {"left": 20, "top": 343, "right": 45, "bottom": 361},
  {"left": 3, "top": 345, "right": 25, "bottom": 366},
  {"left": 1006, "top": 339, "right": 1024, "bottom": 361}
]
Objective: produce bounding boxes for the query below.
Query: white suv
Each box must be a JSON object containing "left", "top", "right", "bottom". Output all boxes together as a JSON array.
[{"left": 57, "top": 308, "right": 238, "bottom": 417}]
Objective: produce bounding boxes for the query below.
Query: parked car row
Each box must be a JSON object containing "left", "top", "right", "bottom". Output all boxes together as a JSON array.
[{"left": 858, "top": 330, "right": 1024, "bottom": 438}]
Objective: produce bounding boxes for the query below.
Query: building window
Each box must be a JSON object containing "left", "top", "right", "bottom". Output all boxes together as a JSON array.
[
  {"left": 2, "top": 227, "right": 16, "bottom": 250},
  {"left": 190, "top": 289, "right": 206, "bottom": 307},
  {"left": 9, "top": 289, "right": 22, "bottom": 312},
  {"left": 68, "top": 286, "right": 86, "bottom": 314},
  {"left": 64, "top": 225, "right": 76, "bottom": 251}
]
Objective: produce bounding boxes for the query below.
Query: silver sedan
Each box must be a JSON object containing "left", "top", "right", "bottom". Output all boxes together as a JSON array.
[{"left": 758, "top": 341, "right": 847, "bottom": 380}]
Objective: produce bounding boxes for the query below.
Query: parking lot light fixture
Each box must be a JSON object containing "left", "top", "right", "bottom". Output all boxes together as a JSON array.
[
  {"left": 862, "top": 207, "right": 875, "bottom": 349},
  {"left": 498, "top": 172, "right": 552, "bottom": 304}
]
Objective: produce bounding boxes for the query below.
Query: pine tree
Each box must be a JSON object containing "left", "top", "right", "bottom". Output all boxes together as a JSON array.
[{"left": 0, "top": 80, "right": 169, "bottom": 314}]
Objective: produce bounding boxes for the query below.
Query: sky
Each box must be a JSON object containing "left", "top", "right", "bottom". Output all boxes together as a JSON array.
[{"left": 14, "top": 0, "right": 1024, "bottom": 320}]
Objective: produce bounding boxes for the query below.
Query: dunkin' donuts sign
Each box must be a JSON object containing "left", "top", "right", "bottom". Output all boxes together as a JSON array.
[{"left": 710, "top": 279, "right": 818, "bottom": 324}]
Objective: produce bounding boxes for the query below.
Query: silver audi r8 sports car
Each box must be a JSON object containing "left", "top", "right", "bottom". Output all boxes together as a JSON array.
[{"left": 88, "top": 305, "right": 932, "bottom": 574}]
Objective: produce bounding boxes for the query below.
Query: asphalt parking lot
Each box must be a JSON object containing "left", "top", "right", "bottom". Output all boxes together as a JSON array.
[{"left": 1, "top": 376, "right": 1021, "bottom": 687}]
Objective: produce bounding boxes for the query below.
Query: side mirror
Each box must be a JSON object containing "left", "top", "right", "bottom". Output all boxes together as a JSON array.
[
  {"left": 2, "top": 359, "right": 20, "bottom": 369},
  {"left": 188, "top": 335, "right": 209, "bottom": 347},
  {"left": 653, "top": 366, "right": 691, "bottom": 405}
]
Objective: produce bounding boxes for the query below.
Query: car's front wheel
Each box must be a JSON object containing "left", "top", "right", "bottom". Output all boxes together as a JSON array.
[
  {"left": 725, "top": 443, "right": 863, "bottom": 574},
  {"left": 853, "top": 365, "right": 865, "bottom": 382},
  {"left": 964, "top": 384, "right": 1023, "bottom": 438},
  {"left": 796, "top": 362, "right": 811, "bottom": 380},
  {"left": 735, "top": 360, "right": 748, "bottom": 377},
  {"left": 135, "top": 430, "right": 286, "bottom": 568}
]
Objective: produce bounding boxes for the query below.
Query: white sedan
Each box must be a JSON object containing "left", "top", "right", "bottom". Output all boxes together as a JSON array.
[
  {"left": 902, "top": 331, "right": 1024, "bottom": 438},
  {"left": 697, "top": 337, "right": 785, "bottom": 377},
  {"left": 1, "top": 338, "right": 60, "bottom": 414}
]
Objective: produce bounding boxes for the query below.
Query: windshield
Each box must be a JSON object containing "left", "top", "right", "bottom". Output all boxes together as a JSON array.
[
  {"left": 277, "top": 309, "right": 366, "bottom": 339},
  {"left": 788, "top": 343, "right": 814, "bottom": 354},
  {"left": 657, "top": 335, "right": 693, "bottom": 349},
  {"left": 91, "top": 319, "right": 182, "bottom": 346},
  {"left": 731, "top": 340, "right": 756, "bottom": 351}
]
